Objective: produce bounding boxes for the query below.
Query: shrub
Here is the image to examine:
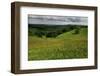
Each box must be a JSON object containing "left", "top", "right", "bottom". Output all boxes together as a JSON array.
[{"left": 35, "top": 32, "right": 43, "bottom": 37}]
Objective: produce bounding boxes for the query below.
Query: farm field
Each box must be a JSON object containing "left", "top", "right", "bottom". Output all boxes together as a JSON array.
[{"left": 28, "top": 25, "right": 88, "bottom": 61}]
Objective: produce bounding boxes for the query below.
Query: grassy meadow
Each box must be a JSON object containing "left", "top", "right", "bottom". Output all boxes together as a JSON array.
[{"left": 28, "top": 24, "right": 88, "bottom": 61}]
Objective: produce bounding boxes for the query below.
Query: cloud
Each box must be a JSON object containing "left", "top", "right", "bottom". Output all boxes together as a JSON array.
[{"left": 28, "top": 15, "right": 88, "bottom": 25}]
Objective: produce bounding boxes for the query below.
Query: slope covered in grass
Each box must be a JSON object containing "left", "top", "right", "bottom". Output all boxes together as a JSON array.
[
  {"left": 28, "top": 27, "right": 88, "bottom": 60},
  {"left": 57, "top": 28, "right": 87, "bottom": 39}
]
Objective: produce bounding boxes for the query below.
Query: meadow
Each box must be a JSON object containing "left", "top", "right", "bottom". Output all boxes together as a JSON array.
[{"left": 28, "top": 24, "right": 88, "bottom": 60}]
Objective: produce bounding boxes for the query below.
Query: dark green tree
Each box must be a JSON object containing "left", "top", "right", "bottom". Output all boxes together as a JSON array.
[{"left": 73, "top": 26, "right": 80, "bottom": 34}]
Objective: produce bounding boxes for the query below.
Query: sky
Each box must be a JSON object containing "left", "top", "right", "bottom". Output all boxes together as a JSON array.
[{"left": 28, "top": 14, "right": 88, "bottom": 25}]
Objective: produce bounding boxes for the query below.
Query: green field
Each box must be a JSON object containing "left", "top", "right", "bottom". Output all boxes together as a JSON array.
[{"left": 28, "top": 25, "right": 88, "bottom": 61}]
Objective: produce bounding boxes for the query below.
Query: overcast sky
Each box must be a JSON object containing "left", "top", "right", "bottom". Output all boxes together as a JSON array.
[{"left": 28, "top": 15, "right": 88, "bottom": 25}]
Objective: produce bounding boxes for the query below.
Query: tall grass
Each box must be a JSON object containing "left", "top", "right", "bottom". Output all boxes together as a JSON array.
[{"left": 28, "top": 28, "right": 88, "bottom": 60}]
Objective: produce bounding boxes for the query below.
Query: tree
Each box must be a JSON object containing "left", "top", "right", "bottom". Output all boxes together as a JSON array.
[
  {"left": 62, "top": 28, "right": 67, "bottom": 33},
  {"left": 73, "top": 26, "right": 80, "bottom": 34},
  {"left": 46, "top": 31, "right": 58, "bottom": 38}
]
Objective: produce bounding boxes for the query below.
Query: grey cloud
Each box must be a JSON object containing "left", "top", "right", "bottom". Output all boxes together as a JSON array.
[{"left": 28, "top": 15, "right": 88, "bottom": 25}]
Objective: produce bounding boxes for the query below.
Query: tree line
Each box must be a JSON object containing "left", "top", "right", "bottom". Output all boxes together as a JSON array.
[{"left": 28, "top": 24, "right": 87, "bottom": 38}]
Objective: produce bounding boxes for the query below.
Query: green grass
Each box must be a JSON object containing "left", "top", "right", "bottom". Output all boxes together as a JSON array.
[{"left": 28, "top": 28, "right": 88, "bottom": 60}]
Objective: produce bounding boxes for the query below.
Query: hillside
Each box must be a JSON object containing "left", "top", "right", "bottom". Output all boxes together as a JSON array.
[
  {"left": 57, "top": 28, "right": 87, "bottom": 39},
  {"left": 28, "top": 27, "right": 88, "bottom": 60}
]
